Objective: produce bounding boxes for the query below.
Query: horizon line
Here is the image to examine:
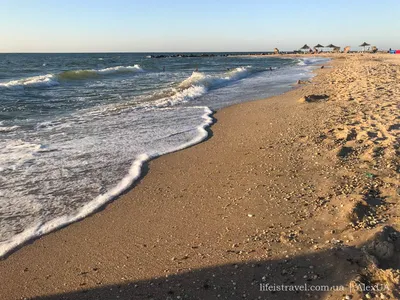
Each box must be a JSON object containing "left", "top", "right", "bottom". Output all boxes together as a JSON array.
[
  {"left": 0, "top": 50, "right": 283, "bottom": 54},
  {"left": 0, "top": 47, "right": 387, "bottom": 55}
]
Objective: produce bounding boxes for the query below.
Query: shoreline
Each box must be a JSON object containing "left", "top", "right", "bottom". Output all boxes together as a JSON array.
[
  {"left": 1, "top": 54, "right": 399, "bottom": 300},
  {"left": 0, "top": 57, "right": 321, "bottom": 259}
]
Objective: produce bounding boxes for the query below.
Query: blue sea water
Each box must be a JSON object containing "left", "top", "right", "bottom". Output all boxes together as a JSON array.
[{"left": 0, "top": 53, "right": 329, "bottom": 257}]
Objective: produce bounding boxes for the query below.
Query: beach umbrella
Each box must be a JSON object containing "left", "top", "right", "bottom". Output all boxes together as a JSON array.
[
  {"left": 325, "top": 44, "right": 338, "bottom": 49},
  {"left": 359, "top": 42, "right": 370, "bottom": 52},
  {"left": 299, "top": 44, "right": 311, "bottom": 53},
  {"left": 325, "top": 44, "right": 339, "bottom": 52},
  {"left": 314, "top": 44, "right": 324, "bottom": 52}
]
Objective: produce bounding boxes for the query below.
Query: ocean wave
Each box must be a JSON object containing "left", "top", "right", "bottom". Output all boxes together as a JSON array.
[
  {"left": 128, "top": 67, "right": 252, "bottom": 110},
  {"left": 0, "top": 65, "right": 144, "bottom": 89},
  {"left": 57, "top": 70, "right": 99, "bottom": 80},
  {"left": 160, "top": 67, "right": 253, "bottom": 106},
  {"left": 152, "top": 85, "right": 207, "bottom": 108},
  {"left": 81, "top": 85, "right": 208, "bottom": 119},
  {"left": 82, "top": 67, "right": 253, "bottom": 116},
  {"left": 0, "top": 125, "right": 20, "bottom": 133},
  {"left": 297, "top": 57, "right": 331, "bottom": 66},
  {"left": 0, "top": 74, "right": 59, "bottom": 89},
  {"left": 58, "top": 65, "right": 144, "bottom": 80},
  {"left": 97, "top": 65, "right": 143, "bottom": 74},
  {"left": 179, "top": 66, "right": 252, "bottom": 90}
]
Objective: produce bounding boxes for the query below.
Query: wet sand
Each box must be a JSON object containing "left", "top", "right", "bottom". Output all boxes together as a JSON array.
[{"left": 1, "top": 54, "right": 399, "bottom": 300}]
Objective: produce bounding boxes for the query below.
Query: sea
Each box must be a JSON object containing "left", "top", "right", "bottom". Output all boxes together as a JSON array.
[{"left": 0, "top": 53, "right": 329, "bottom": 257}]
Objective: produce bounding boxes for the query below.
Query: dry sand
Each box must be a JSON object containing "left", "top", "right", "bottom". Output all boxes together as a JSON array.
[{"left": 0, "top": 54, "right": 399, "bottom": 300}]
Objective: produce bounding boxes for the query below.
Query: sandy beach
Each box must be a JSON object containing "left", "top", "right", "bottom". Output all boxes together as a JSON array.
[{"left": 1, "top": 54, "right": 399, "bottom": 300}]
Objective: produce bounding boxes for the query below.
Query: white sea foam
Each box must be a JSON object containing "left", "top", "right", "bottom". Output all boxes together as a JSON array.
[
  {"left": 297, "top": 57, "right": 330, "bottom": 66},
  {"left": 179, "top": 67, "right": 251, "bottom": 90},
  {"left": 133, "top": 67, "right": 252, "bottom": 109},
  {"left": 151, "top": 85, "right": 207, "bottom": 108},
  {"left": 0, "top": 140, "right": 43, "bottom": 172},
  {"left": 0, "top": 125, "right": 20, "bottom": 132},
  {"left": 0, "top": 106, "right": 213, "bottom": 258},
  {"left": 0, "top": 74, "right": 59, "bottom": 89},
  {"left": 97, "top": 65, "right": 143, "bottom": 74}
]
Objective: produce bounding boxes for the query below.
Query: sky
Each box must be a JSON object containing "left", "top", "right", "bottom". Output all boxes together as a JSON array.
[{"left": 0, "top": 0, "right": 399, "bottom": 52}]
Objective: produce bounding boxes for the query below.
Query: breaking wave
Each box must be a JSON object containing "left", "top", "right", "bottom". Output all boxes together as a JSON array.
[
  {"left": 79, "top": 67, "right": 254, "bottom": 117},
  {"left": 0, "top": 74, "right": 59, "bottom": 89},
  {"left": 138, "top": 67, "right": 253, "bottom": 109},
  {"left": 0, "top": 125, "right": 20, "bottom": 133},
  {"left": 296, "top": 57, "right": 331, "bottom": 66},
  {"left": 0, "top": 65, "right": 144, "bottom": 89},
  {"left": 179, "top": 66, "right": 252, "bottom": 90}
]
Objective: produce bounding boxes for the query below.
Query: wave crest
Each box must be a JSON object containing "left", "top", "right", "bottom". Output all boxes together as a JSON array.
[
  {"left": 139, "top": 67, "right": 252, "bottom": 110},
  {"left": 134, "top": 67, "right": 253, "bottom": 111},
  {"left": 0, "top": 74, "right": 59, "bottom": 89},
  {"left": 0, "top": 125, "right": 20, "bottom": 133},
  {"left": 58, "top": 65, "right": 144, "bottom": 80},
  {"left": 179, "top": 67, "right": 251, "bottom": 90},
  {"left": 97, "top": 65, "right": 144, "bottom": 75},
  {"left": 297, "top": 58, "right": 331, "bottom": 66},
  {"left": 0, "top": 65, "right": 144, "bottom": 88}
]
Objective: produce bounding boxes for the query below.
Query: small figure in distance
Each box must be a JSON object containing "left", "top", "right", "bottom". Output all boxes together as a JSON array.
[{"left": 162, "top": 66, "right": 165, "bottom": 72}]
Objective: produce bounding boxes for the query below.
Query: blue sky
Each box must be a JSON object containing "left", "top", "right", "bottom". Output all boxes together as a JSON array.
[{"left": 0, "top": 0, "right": 398, "bottom": 52}]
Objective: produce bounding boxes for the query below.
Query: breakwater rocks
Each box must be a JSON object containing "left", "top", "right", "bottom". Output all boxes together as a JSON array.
[{"left": 147, "top": 52, "right": 275, "bottom": 59}]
